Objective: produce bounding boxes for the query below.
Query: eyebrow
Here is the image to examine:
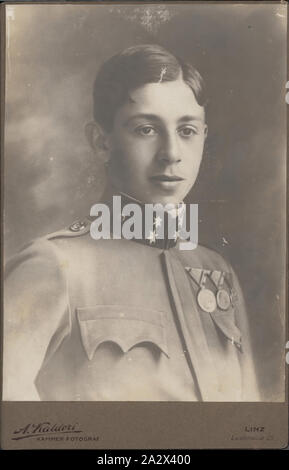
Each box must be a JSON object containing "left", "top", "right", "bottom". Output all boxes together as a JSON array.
[
  {"left": 123, "top": 113, "right": 204, "bottom": 127},
  {"left": 178, "top": 115, "right": 204, "bottom": 123}
]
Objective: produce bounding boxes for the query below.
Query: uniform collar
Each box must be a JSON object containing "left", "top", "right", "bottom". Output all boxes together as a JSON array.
[{"left": 101, "top": 187, "right": 185, "bottom": 250}]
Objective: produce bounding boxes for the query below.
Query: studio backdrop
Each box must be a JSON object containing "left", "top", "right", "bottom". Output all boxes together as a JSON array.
[{"left": 4, "top": 3, "right": 287, "bottom": 401}]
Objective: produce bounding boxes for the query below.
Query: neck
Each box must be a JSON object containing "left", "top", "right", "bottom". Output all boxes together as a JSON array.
[{"left": 99, "top": 186, "right": 185, "bottom": 250}]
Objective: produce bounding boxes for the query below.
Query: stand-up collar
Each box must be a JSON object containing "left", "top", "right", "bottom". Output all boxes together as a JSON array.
[{"left": 101, "top": 188, "right": 185, "bottom": 250}]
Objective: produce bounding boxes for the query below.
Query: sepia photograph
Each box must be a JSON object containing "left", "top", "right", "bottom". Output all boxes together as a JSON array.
[{"left": 1, "top": 0, "right": 287, "bottom": 413}]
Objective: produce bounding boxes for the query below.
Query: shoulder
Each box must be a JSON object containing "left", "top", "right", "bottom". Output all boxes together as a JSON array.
[{"left": 5, "top": 216, "right": 94, "bottom": 279}]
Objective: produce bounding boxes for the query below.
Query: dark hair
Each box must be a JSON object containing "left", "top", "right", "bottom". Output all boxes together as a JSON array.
[{"left": 93, "top": 44, "right": 207, "bottom": 132}]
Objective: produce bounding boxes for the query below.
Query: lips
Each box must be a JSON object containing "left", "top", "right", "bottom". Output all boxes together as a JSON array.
[{"left": 150, "top": 175, "right": 185, "bottom": 182}]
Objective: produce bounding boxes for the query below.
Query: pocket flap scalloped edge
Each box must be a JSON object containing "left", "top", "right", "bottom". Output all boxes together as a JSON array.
[{"left": 77, "top": 305, "right": 169, "bottom": 360}]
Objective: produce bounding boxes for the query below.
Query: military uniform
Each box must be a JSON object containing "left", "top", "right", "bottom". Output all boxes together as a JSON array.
[{"left": 3, "top": 195, "right": 260, "bottom": 401}]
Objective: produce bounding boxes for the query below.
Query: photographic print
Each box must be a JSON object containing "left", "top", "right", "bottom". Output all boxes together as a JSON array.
[{"left": 1, "top": 1, "right": 287, "bottom": 449}]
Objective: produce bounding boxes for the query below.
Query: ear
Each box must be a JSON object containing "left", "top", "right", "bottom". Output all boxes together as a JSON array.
[
  {"left": 85, "top": 121, "right": 111, "bottom": 163},
  {"left": 204, "top": 124, "right": 208, "bottom": 139}
]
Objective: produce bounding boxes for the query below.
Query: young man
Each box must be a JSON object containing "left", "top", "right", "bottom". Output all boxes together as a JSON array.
[{"left": 3, "top": 45, "right": 260, "bottom": 401}]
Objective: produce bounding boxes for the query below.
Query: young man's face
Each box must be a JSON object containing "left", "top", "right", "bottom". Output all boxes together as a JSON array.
[{"left": 106, "top": 78, "right": 207, "bottom": 205}]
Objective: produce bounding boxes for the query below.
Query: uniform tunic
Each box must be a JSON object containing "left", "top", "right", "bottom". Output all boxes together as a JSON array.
[{"left": 3, "top": 210, "right": 260, "bottom": 401}]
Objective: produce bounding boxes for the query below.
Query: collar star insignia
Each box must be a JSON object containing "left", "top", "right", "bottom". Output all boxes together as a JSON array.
[
  {"left": 154, "top": 216, "right": 162, "bottom": 228},
  {"left": 147, "top": 230, "right": 156, "bottom": 244}
]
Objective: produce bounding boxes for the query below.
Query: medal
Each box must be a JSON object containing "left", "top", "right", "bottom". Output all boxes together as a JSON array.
[
  {"left": 186, "top": 268, "right": 217, "bottom": 313},
  {"left": 216, "top": 288, "right": 231, "bottom": 310},
  {"left": 186, "top": 267, "right": 233, "bottom": 313},
  {"left": 197, "top": 288, "right": 217, "bottom": 313},
  {"left": 211, "top": 271, "right": 232, "bottom": 311}
]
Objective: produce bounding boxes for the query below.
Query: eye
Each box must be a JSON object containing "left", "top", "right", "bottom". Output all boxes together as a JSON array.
[
  {"left": 135, "top": 125, "right": 158, "bottom": 136},
  {"left": 178, "top": 126, "right": 198, "bottom": 138}
]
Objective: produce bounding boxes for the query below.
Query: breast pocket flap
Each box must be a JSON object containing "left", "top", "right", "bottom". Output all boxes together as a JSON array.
[{"left": 77, "top": 305, "right": 169, "bottom": 360}]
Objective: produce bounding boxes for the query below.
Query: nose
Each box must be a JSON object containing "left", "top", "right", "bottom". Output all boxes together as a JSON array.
[{"left": 157, "top": 130, "right": 181, "bottom": 164}]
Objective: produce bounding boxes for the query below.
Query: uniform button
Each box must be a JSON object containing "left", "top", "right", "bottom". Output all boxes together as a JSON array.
[{"left": 69, "top": 220, "right": 87, "bottom": 232}]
